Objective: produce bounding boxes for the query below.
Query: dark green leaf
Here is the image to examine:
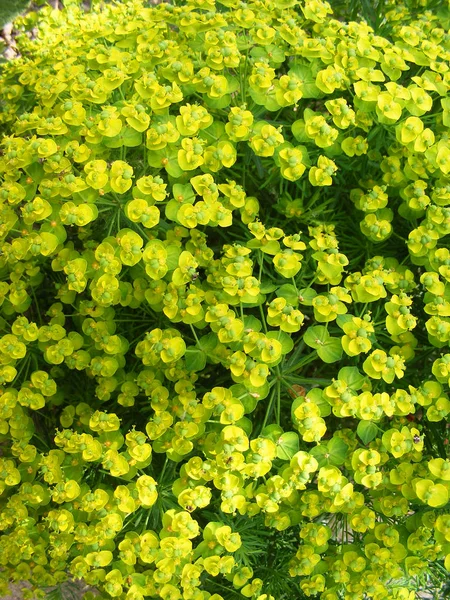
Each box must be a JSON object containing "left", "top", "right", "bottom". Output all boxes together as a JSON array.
[
  {"left": 230, "top": 384, "right": 260, "bottom": 414},
  {"left": 303, "top": 325, "right": 330, "bottom": 349},
  {"left": 235, "top": 416, "right": 253, "bottom": 436},
  {"left": 260, "top": 281, "right": 278, "bottom": 294},
  {"left": 297, "top": 288, "right": 317, "bottom": 305},
  {"left": 198, "top": 332, "right": 219, "bottom": 354},
  {"left": 309, "top": 444, "right": 329, "bottom": 468},
  {"left": 336, "top": 314, "right": 354, "bottom": 328},
  {"left": 291, "top": 119, "right": 309, "bottom": 143},
  {"left": 261, "top": 424, "right": 284, "bottom": 442},
  {"left": 338, "top": 367, "right": 368, "bottom": 390},
  {"left": 276, "top": 431, "right": 300, "bottom": 460},
  {"left": 243, "top": 315, "right": 262, "bottom": 332},
  {"left": 165, "top": 245, "right": 181, "bottom": 271},
  {"left": 184, "top": 347, "right": 207, "bottom": 372},
  {"left": 165, "top": 199, "right": 180, "bottom": 222},
  {"left": 104, "top": 127, "right": 142, "bottom": 148},
  {"left": 357, "top": 421, "right": 379, "bottom": 445},
  {"left": 172, "top": 183, "right": 195, "bottom": 204},
  {"left": 317, "top": 338, "right": 343, "bottom": 363},
  {"left": 327, "top": 437, "right": 349, "bottom": 465},
  {"left": 276, "top": 284, "right": 299, "bottom": 305}
]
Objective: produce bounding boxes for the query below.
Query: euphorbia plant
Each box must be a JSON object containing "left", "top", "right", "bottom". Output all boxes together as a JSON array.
[{"left": 0, "top": 0, "right": 449, "bottom": 599}]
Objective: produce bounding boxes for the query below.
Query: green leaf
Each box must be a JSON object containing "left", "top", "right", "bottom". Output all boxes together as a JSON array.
[
  {"left": 198, "top": 332, "right": 219, "bottom": 354},
  {"left": 165, "top": 245, "right": 181, "bottom": 271},
  {"left": 298, "top": 145, "right": 311, "bottom": 167},
  {"left": 230, "top": 383, "right": 266, "bottom": 414},
  {"left": 249, "top": 152, "right": 265, "bottom": 179},
  {"left": 0, "top": 0, "right": 30, "bottom": 28},
  {"left": 303, "top": 325, "right": 330, "bottom": 349},
  {"left": 148, "top": 146, "right": 183, "bottom": 178},
  {"left": 260, "top": 281, "right": 278, "bottom": 294},
  {"left": 263, "top": 91, "right": 283, "bottom": 112},
  {"left": 290, "top": 63, "right": 323, "bottom": 98},
  {"left": 172, "top": 183, "right": 195, "bottom": 204},
  {"left": 204, "top": 94, "right": 232, "bottom": 110},
  {"left": 357, "top": 421, "right": 378, "bottom": 445},
  {"left": 243, "top": 293, "right": 266, "bottom": 308},
  {"left": 338, "top": 367, "right": 367, "bottom": 390},
  {"left": 165, "top": 199, "right": 180, "bottom": 223},
  {"left": 297, "top": 288, "right": 317, "bottom": 305},
  {"left": 308, "top": 444, "right": 330, "bottom": 468},
  {"left": 310, "top": 437, "right": 348, "bottom": 468},
  {"left": 276, "top": 284, "right": 299, "bottom": 305},
  {"left": 243, "top": 315, "right": 262, "bottom": 332},
  {"left": 309, "top": 444, "right": 329, "bottom": 468},
  {"left": 199, "top": 121, "right": 227, "bottom": 144},
  {"left": 327, "top": 437, "right": 349, "bottom": 466},
  {"left": 291, "top": 120, "right": 309, "bottom": 143},
  {"left": 131, "top": 573, "right": 147, "bottom": 587},
  {"left": 336, "top": 314, "right": 354, "bottom": 328},
  {"left": 235, "top": 416, "right": 253, "bottom": 436},
  {"left": 226, "top": 76, "right": 240, "bottom": 94},
  {"left": 307, "top": 387, "right": 331, "bottom": 417},
  {"left": 104, "top": 127, "right": 142, "bottom": 148},
  {"left": 184, "top": 347, "right": 207, "bottom": 372},
  {"left": 276, "top": 431, "right": 300, "bottom": 460},
  {"left": 317, "top": 338, "right": 342, "bottom": 363},
  {"left": 267, "top": 330, "right": 294, "bottom": 354},
  {"left": 251, "top": 45, "right": 285, "bottom": 64},
  {"left": 237, "top": 392, "right": 258, "bottom": 413},
  {"left": 18, "top": 459, "right": 39, "bottom": 483},
  {"left": 25, "top": 162, "right": 44, "bottom": 184},
  {"left": 261, "top": 424, "right": 284, "bottom": 442},
  {"left": 98, "top": 431, "right": 124, "bottom": 450},
  {"left": 230, "top": 381, "right": 270, "bottom": 414}
]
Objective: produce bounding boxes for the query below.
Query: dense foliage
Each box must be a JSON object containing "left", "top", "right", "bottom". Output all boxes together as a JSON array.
[{"left": 0, "top": 0, "right": 450, "bottom": 599}]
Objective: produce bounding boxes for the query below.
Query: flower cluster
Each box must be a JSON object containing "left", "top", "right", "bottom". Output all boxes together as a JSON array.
[{"left": 0, "top": 0, "right": 449, "bottom": 599}]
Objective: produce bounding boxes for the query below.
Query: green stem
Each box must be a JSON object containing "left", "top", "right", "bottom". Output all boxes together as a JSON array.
[
  {"left": 276, "top": 378, "right": 281, "bottom": 425},
  {"left": 427, "top": 422, "right": 446, "bottom": 459},
  {"left": 141, "top": 508, "right": 152, "bottom": 533},
  {"left": 106, "top": 209, "right": 118, "bottom": 237},
  {"left": 259, "top": 302, "right": 268, "bottom": 333},
  {"left": 239, "top": 301, "right": 245, "bottom": 322},
  {"left": 31, "top": 285, "right": 42, "bottom": 326},
  {"left": 158, "top": 457, "right": 169, "bottom": 484},
  {"left": 99, "top": 470, "right": 131, "bottom": 482},
  {"left": 13, "top": 354, "right": 31, "bottom": 385},
  {"left": 32, "top": 432, "right": 49, "bottom": 449},
  {"left": 189, "top": 324, "right": 201, "bottom": 346},
  {"left": 206, "top": 579, "right": 242, "bottom": 598},
  {"left": 284, "top": 351, "right": 318, "bottom": 375},
  {"left": 261, "top": 387, "right": 276, "bottom": 431},
  {"left": 258, "top": 251, "right": 264, "bottom": 284},
  {"left": 283, "top": 375, "right": 331, "bottom": 386},
  {"left": 143, "top": 142, "right": 147, "bottom": 176}
]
